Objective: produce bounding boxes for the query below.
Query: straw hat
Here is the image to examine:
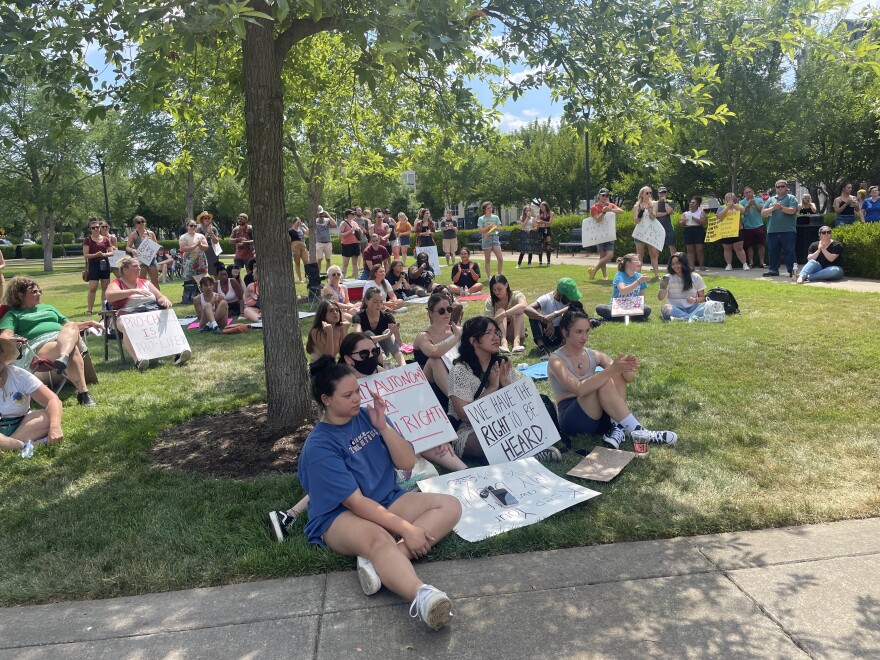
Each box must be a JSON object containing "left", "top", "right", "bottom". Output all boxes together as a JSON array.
[
  {"left": 196, "top": 211, "right": 213, "bottom": 222},
  {"left": 0, "top": 337, "right": 20, "bottom": 365}
]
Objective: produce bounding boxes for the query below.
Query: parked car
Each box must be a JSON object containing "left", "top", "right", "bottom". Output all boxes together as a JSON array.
[
  {"left": 20, "top": 239, "right": 35, "bottom": 245},
  {"left": 0, "top": 239, "right": 13, "bottom": 246}
]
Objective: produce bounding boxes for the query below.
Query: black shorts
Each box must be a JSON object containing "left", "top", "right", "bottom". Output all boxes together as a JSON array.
[
  {"left": 87, "top": 258, "right": 111, "bottom": 281},
  {"left": 720, "top": 230, "right": 744, "bottom": 245},
  {"left": 341, "top": 242, "right": 360, "bottom": 258},
  {"left": 684, "top": 226, "right": 706, "bottom": 245}
]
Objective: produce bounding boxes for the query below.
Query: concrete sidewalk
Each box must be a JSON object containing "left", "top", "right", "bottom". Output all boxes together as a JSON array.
[{"left": 2, "top": 518, "right": 878, "bottom": 659}]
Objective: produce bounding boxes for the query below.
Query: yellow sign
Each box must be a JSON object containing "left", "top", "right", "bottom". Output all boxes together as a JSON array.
[{"left": 704, "top": 211, "right": 740, "bottom": 242}]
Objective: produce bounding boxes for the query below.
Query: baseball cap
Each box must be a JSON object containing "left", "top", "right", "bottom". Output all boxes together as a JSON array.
[
  {"left": 598, "top": 188, "right": 610, "bottom": 196},
  {"left": 658, "top": 187, "right": 668, "bottom": 194},
  {"left": 556, "top": 278, "right": 581, "bottom": 301}
]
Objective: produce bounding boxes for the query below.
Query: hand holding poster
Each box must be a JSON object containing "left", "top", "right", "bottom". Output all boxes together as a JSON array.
[
  {"left": 611, "top": 296, "right": 645, "bottom": 317},
  {"left": 631, "top": 218, "right": 666, "bottom": 251},
  {"left": 417, "top": 457, "right": 600, "bottom": 542},
  {"left": 581, "top": 213, "right": 617, "bottom": 247},
  {"left": 415, "top": 245, "right": 442, "bottom": 272},
  {"left": 463, "top": 378, "right": 561, "bottom": 464},
  {"left": 704, "top": 210, "right": 740, "bottom": 242},
  {"left": 356, "top": 363, "right": 455, "bottom": 453},
  {"left": 117, "top": 309, "right": 191, "bottom": 361},
  {"left": 136, "top": 237, "right": 162, "bottom": 266},
  {"left": 109, "top": 249, "right": 127, "bottom": 268}
]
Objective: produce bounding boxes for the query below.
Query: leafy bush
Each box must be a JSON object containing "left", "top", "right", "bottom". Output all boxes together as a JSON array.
[
  {"left": 0, "top": 246, "right": 15, "bottom": 259},
  {"left": 21, "top": 244, "right": 65, "bottom": 258},
  {"left": 832, "top": 222, "right": 880, "bottom": 279}
]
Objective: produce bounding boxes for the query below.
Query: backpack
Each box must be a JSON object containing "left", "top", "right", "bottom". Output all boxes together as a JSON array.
[
  {"left": 706, "top": 287, "right": 739, "bottom": 315},
  {"left": 701, "top": 300, "right": 726, "bottom": 323}
]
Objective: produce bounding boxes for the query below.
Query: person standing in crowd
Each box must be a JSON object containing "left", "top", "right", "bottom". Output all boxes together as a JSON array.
[
  {"left": 312, "top": 206, "right": 336, "bottom": 272},
  {"left": 125, "top": 215, "right": 160, "bottom": 288},
  {"left": 796, "top": 226, "right": 844, "bottom": 283},
  {"left": 654, "top": 187, "right": 677, "bottom": 260},
  {"left": 516, "top": 205, "right": 539, "bottom": 269},
  {"left": 595, "top": 254, "right": 652, "bottom": 322},
  {"left": 196, "top": 211, "right": 221, "bottom": 274},
  {"left": 339, "top": 209, "right": 363, "bottom": 279},
  {"left": 440, "top": 209, "right": 458, "bottom": 266},
  {"left": 716, "top": 193, "right": 749, "bottom": 271},
  {"left": 179, "top": 218, "right": 210, "bottom": 284},
  {"left": 740, "top": 186, "right": 767, "bottom": 268},
  {"left": 372, "top": 208, "right": 391, "bottom": 249},
  {"left": 477, "top": 201, "right": 503, "bottom": 275},
  {"left": 861, "top": 185, "right": 880, "bottom": 223},
  {"left": 633, "top": 186, "right": 661, "bottom": 279},
  {"left": 525, "top": 277, "right": 579, "bottom": 358},
  {"left": 449, "top": 248, "right": 482, "bottom": 295},
  {"left": 799, "top": 194, "right": 817, "bottom": 214},
  {"left": 231, "top": 213, "right": 255, "bottom": 268},
  {"left": 588, "top": 188, "right": 623, "bottom": 281},
  {"left": 680, "top": 196, "right": 707, "bottom": 271},
  {"left": 761, "top": 180, "right": 799, "bottom": 277},
  {"left": 360, "top": 234, "right": 391, "bottom": 280},
  {"left": 833, "top": 182, "right": 858, "bottom": 226},
  {"left": 83, "top": 217, "right": 112, "bottom": 315},
  {"left": 536, "top": 201, "right": 554, "bottom": 266},
  {"left": 288, "top": 216, "right": 308, "bottom": 284},
  {"left": 414, "top": 208, "right": 436, "bottom": 248},
  {"left": 395, "top": 212, "right": 412, "bottom": 265},
  {"left": 354, "top": 206, "right": 371, "bottom": 255}
]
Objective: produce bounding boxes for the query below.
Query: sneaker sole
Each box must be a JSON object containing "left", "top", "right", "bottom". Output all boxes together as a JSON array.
[
  {"left": 268, "top": 512, "right": 286, "bottom": 543},
  {"left": 425, "top": 595, "right": 453, "bottom": 630},
  {"left": 175, "top": 349, "right": 192, "bottom": 366},
  {"left": 357, "top": 560, "right": 382, "bottom": 596}
]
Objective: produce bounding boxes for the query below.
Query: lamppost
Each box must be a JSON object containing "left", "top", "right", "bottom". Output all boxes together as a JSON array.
[{"left": 96, "top": 153, "right": 110, "bottom": 223}]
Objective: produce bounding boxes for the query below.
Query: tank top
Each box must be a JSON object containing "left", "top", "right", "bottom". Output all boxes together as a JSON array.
[
  {"left": 218, "top": 281, "right": 238, "bottom": 303},
  {"left": 548, "top": 348, "right": 597, "bottom": 398},
  {"left": 837, "top": 198, "right": 855, "bottom": 216},
  {"left": 327, "top": 284, "right": 345, "bottom": 303}
]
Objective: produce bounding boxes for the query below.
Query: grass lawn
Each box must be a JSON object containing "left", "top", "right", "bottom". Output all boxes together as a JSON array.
[{"left": 1, "top": 255, "right": 879, "bottom": 606}]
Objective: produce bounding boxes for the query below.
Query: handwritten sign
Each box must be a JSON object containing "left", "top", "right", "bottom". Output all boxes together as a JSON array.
[
  {"left": 611, "top": 296, "right": 645, "bottom": 317},
  {"left": 117, "top": 309, "right": 191, "bottom": 361},
  {"left": 417, "top": 457, "right": 600, "bottom": 542},
  {"left": 356, "top": 363, "right": 455, "bottom": 454},
  {"left": 632, "top": 218, "right": 666, "bottom": 251},
  {"left": 581, "top": 213, "right": 617, "bottom": 247},
  {"left": 136, "top": 237, "right": 162, "bottom": 266},
  {"left": 415, "top": 245, "right": 442, "bottom": 272},
  {"left": 704, "top": 211, "right": 740, "bottom": 242},
  {"left": 463, "top": 378, "right": 561, "bottom": 464},
  {"left": 109, "top": 250, "right": 127, "bottom": 268}
]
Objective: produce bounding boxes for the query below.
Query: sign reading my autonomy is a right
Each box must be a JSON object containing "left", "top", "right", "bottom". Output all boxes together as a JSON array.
[{"left": 464, "top": 378, "right": 560, "bottom": 464}]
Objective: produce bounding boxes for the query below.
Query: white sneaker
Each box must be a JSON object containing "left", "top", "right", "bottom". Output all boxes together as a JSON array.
[
  {"left": 724, "top": 264, "right": 733, "bottom": 271},
  {"left": 645, "top": 429, "right": 678, "bottom": 445},
  {"left": 356, "top": 556, "right": 382, "bottom": 596},
  {"left": 174, "top": 349, "right": 192, "bottom": 366},
  {"left": 515, "top": 264, "right": 521, "bottom": 269},
  {"left": 410, "top": 584, "right": 453, "bottom": 630},
  {"left": 743, "top": 264, "right": 751, "bottom": 271}
]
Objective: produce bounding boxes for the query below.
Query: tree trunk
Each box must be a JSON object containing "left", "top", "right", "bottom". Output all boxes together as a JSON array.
[
  {"left": 31, "top": 167, "right": 54, "bottom": 273},
  {"left": 243, "top": 12, "right": 310, "bottom": 431},
  {"left": 185, "top": 169, "right": 195, "bottom": 220}
]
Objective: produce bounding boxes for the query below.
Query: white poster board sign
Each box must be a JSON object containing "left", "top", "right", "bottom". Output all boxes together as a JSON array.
[
  {"left": 415, "top": 245, "right": 442, "bottom": 273},
  {"left": 356, "top": 363, "right": 455, "bottom": 454},
  {"left": 109, "top": 250, "right": 127, "bottom": 268},
  {"left": 611, "top": 296, "right": 645, "bottom": 317},
  {"left": 417, "top": 457, "right": 600, "bottom": 542},
  {"left": 632, "top": 218, "right": 666, "bottom": 251},
  {"left": 581, "top": 213, "right": 617, "bottom": 247},
  {"left": 212, "top": 241, "right": 222, "bottom": 256},
  {"left": 463, "top": 378, "right": 561, "bottom": 464},
  {"left": 117, "top": 309, "right": 191, "bottom": 361},
  {"left": 136, "top": 237, "right": 162, "bottom": 266}
]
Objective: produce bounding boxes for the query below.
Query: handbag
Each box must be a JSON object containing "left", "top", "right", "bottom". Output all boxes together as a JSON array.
[{"left": 82, "top": 269, "right": 88, "bottom": 282}]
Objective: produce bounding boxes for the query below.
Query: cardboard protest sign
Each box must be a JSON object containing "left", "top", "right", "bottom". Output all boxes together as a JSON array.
[
  {"left": 463, "top": 378, "right": 561, "bottom": 464},
  {"left": 581, "top": 213, "right": 617, "bottom": 247},
  {"left": 356, "top": 363, "right": 455, "bottom": 454},
  {"left": 117, "top": 309, "right": 191, "bottom": 361},
  {"left": 417, "top": 457, "right": 600, "bottom": 542},
  {"left": 611, "top": 296, "right": 645, "bottom": 317},
  {"left": 136, "top": 237, "right": 162, "bottom": 266},
  {"left": 704, "top": 211, "right": 740, "bottom": 242},
  {"left": 567, "top": 447, "right": 635, "bottom": 482},
  {"left": 109, "top": 250, "right": 127, "bottom": 268},
  {"left": 415, "top": 245, "right": 442, "bottom": 272},
  {"left": 632, "top": 218, "right": 666, "bottom": 251}
]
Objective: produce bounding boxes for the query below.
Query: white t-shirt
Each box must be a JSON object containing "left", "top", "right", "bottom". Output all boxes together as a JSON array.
[
  {"left": 0, "top": 365, "right": 43, "bottom": 418},
  {"left": 682, "top": 209, "right": 705, "bottom": 227},
  {"left": 362, "top": 279, "right": 394, "bottom": 302},
  {"left": 665, "top": 273, "right": 706, "bottom": 307},
  {"left": 535, "top": 292, "right": 567, "bottom": 327}
]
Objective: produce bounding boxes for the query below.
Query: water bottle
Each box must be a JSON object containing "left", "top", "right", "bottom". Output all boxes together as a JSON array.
[
  {"left": 462, "top": 286, "right": 468, "bottom": 296},
  {"left": 20, "top": 441, "right": 34, "bottom": 459},
  {"left": 791, "top": 263, "right": 799, "bottom": 280}
]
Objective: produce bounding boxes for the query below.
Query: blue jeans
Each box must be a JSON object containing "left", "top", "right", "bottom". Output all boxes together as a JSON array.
[
  {"left": 799, "top": 260, "right": 844, "bottom": 281},
  {"left": 766, "top": 231, "right": 796, "bottom": 274},
  {"left": 662, "top": 303, "right": 704, "bottom": 321}
]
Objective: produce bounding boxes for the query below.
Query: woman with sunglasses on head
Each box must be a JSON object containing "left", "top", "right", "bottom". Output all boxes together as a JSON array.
[
  {"left": 412, "top": 294, "right": 462, "bottom": 398},
  {"left": 125, "top": 215, "right": 160, "bottom": 288},
  {"left": 351, "top": 288, "right": 405, "bottom": 367},
  {"left": 447, "top": 316, "right": 561, "bottom": 463},
  {"left": 658, "top": 252, "right": 707, "bottom": 321},
  {"left": 484, "top": 274, "right": 527, "bottom": 354},
  {"left": 633, "top": 186, "right": 661, "bottom": 279},
  {"left": 179, "top": 218, "right": 210, "bottom": 284},
  {"left": 306, "top": 300, "right": 350, "bottom": 362},
  {"left": 321, "top": 265, "right": 358, "bottom": 318},
  {"left": 796, "top": 226, "right": 844, "bottom": 283},
  {"left": 83, "top": 215, "right": 113, "bottom": 314},
  {"left": 548, "top": 302, "right": 677, "bottom": 448}
]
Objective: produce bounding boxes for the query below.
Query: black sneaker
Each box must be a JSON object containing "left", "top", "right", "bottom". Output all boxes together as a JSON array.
[
  {"left": 602, "top": 424, "right": 626, "bottom": 449},
  {"left": 77, "top": 391, "right": 96, "bottom": 407},
  {"left": 268, "top": 510, "right": 295, "bottom": 542},
  {"left": 762, "top": 271, "right": 779, "bottom": 277},
  {"left": 538, "top": 345, "right": 550, "bottom": 359},
  {"left": 534, "top": 446, "right": 562, "bottom": 462}
]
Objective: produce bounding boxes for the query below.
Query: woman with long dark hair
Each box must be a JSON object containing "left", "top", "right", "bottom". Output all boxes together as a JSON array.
[
  {"left": 658, "top": 252, "right": 706, "bottom": 321},
  {"left": 484, "top": 274, "right": 527, "bottom": 354},
  {"left": 306, "top": 300, "right": 350, "bottom": 362},
  {"left": 535, "top": 201, "right": 554, "bottom": 266},
  {"left": 351, "top": 288, "right": 405, "bottom": 367}
]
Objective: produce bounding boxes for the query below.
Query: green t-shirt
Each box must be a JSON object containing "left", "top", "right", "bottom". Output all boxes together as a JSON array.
[
  {"left": 478, "top": 214, "right": 500, "bottom": 230},
  {"left": 0, "top": 304, "right": 68, "bottom": 339},
  {"left": 763, "top": 194, "right": 798, "bottom": 234},
  {"left": 739, "top": 198, "right": 765, "bottom": 229}
]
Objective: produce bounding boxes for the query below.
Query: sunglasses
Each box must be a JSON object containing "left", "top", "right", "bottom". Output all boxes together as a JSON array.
[
  {"left": 330, "top": 272, "right": 341, "bottom": 277},
  {"left": 352, "top": 347, "right": 382, "bottom": 360},
  {"left": 776, "top": 184, "right": 787, "bottom": 189},
  {"left": 819, "top": 230, "right": 832, "bottom": 235},
  {"left": 187, "top": 224, "right": 197, "bottom": 228},
  {"left": 135, "top": 220, "right": 145, "bottom": 224},
  {"left": 431, "top": 306, "right": 450, "bottom": 315},
  {"left": 89, "top": 226, "right": 99, "bottom": 230}
]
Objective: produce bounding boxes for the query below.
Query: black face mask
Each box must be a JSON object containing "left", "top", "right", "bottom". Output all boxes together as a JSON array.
[{"left": 351, "top": 355, "right": 380, "bottom": 376}]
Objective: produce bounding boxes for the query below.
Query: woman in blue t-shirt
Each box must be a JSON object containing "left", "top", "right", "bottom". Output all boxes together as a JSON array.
[
  {"left": 296, "top": 356, "right": 462, "bottom": 630},
  {"left": 861, "top": 186, "right": 880, "bottom": 223},
  {"left": 595, "top": 254, "right": 653, "bottom": 322}
]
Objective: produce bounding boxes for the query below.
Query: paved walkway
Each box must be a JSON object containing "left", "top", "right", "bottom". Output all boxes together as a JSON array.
[{"left": 2, "top": 517, "right": 878, "bottom": 659}]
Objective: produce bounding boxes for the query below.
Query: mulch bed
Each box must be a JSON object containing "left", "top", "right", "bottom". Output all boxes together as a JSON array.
[{"left": 149, "top": 403, "right": 314, "bottom": 479}]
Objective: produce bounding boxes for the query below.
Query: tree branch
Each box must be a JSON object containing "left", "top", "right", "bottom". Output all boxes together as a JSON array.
[
  {"left": 275, "top": 17, "right": 339, "bottom": 65},
  {"left": 285, "top": 136, "right": 311, "bottom": 183}
]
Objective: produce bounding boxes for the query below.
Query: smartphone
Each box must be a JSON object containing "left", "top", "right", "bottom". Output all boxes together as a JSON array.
[{"left": 480, "top": 485, "right": 519, "bottom": 508}]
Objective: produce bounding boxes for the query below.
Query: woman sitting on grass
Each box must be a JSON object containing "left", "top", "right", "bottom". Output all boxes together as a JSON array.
[
  {"left": 362, "top": 264, "right": 406, "bottom": 312},
  {"left": 484, "top": 274, "right": 527, "bottom": 354},
  {"left": 595, "top": 254, "right": 653, "bottom": 322},
  {"left": 547, "top": 302, "right": 678, "bottom": 448},
  {"left": 351, "top": 288, "right": 405, "bottom": 367},
  {"left": 194, "top": 276, "right": 229, "bottom": 334},
  {"left": 658, "top": 252, "right": 706, "bottom": 321},
  {"left": 412, "top": 293, "right": 461, "bottom": 398},
  {"left": 306, "top": 300, "right": 350, "bottom": 362},
  {"left": 242, "top": 266, "right": 262, "bottom": 322}
]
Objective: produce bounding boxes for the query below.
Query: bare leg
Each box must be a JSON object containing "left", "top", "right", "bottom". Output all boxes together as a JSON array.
[
  {"left": 215, "top": 300, "right": 229, "bottom": 329},
  {"left": 497, "top": 316, "right": 510, "bottom": 351},
  {"left": 423, "top": 358, "right": 450, "bottom": 395},
  {"left": 493, "top": 246, "right": 504, "bottom": 274},
  {"left": 695, "top": 244, "right": 706, "bottom": 269},
  {"left": 758, "top": 243, "right": 766, "bottom": 266},
  {"left": 289, "top": 495, "right": 309, "bottom": 516},
  {"left": 86, "top": 280, "right": 99, "bottom": 313},
  {"left": 510, "top": 312, "right": 525, "bottom": 350},
  {"left": 242, "top": 307, "right": 261, "bottom": 322},
  {"left": 636, "top": 242, "right": 645, "bottom": 267},
  {"left": 466, "top": 283, "right": 484, "bottom": 293},
  {"left": 99, "top": 278, "right": 109, "bottom": 305},
  {"left": 686, "top": 245, "right": 696, "bottom": 269},
  {"left": 648, "top": 246, "right": 660, "bottom": 278},
  {"left": 341, "top": 255, "right": 350, "bottom": 278},
  {"left": 733, "top": 241, "right": 748, "bottom": 266},
  {"left": 595, "top": 379, "right": 633, "bottom": 422},
  {"left": 483, "top": 248, "right": 491, "bottom": 275},
  {"left": 10, "top": 410, "right": 52, "bottom": 443},
  {"left": 420, "top": 444, "right": 467, "bottom": 471},
  {"left": 38, "top": 339, "right": 88, "bottom": 393},
  {"left": 723, "top": 244, "right": 733, "bottom": 267}
]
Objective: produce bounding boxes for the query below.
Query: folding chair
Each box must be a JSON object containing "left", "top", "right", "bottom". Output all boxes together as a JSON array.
[
  {"left": 100, "top": 303, "right": 126, "bottom": 364},
  {"left": 20, "top": 343, "right": 68, "bottom": 394}
]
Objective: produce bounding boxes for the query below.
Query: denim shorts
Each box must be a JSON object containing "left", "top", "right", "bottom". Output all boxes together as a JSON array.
[{"left": 482, "top": 233, "right": 501, "bottom": 249}]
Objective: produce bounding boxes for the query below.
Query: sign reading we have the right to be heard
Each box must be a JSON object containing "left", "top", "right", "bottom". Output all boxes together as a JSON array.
[{"left": 464, "top": 378, "right": 560, "bottom": 464}]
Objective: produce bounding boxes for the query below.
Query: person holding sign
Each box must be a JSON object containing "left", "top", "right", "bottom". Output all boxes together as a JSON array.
[
  {"left": 658, "top": 252, "right": 707, "bottom": 321},
  {"left": 477, "top": 201, "right": 504, "bottom": 275},
  {"left": 680, "top": 197, "right": 707, "bottom": 272},
  {"left": 295, "top": 355, "right": 460, "bottom": 629},
  {"left": 548, "top": 303, "right": 677, "bottom": 449},
  {"left": 83, "top": 217, "right": 113, "bottom": 315},
  {"left": 449, "top": 248, "right": 482, "bottom": 295},
  {"left": 595, "top": 254, "right": 652, "bottom": 322},
  {"left": 125, "top": 215, "right": 160, "bottom": 288},
  {"left": 179, "top": 219, "right": 210, "bottom": 284},
  {"left": 716, "top": 193, "right": 749, "bottom": 271},
  {"left": 588, "top": 189, "right": 623, "bottom": 281},
  {"left": 633, "top": 186, "right": 661, "bottom": 279},
  {"left": 447, "top": 316, "right": 561, "bottom": 462}
]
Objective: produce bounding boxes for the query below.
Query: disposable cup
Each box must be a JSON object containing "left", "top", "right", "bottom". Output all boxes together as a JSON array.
[{"left": 631, "top": 429, "right": 649, "bottom": 457}]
